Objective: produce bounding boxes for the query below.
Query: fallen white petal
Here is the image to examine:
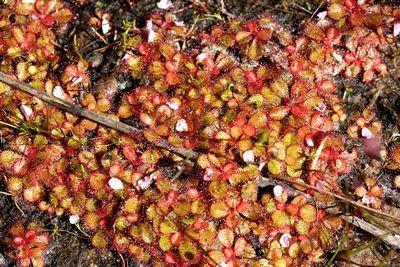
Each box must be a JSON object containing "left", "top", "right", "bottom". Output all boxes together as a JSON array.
[
  {"left": 362, "top": 194, "right": 374, "bottom": 205},
  {"left": 102, "top": 18, "right": 111, "bottom": 34},
  {"left": 148, "top": 29, "right": 156, "bottom": 43},
  {"left": 394, "top": 23, "right": 400, "bottom": 37},
  {"left": 137, "top": 173, "right": 156, "bottom": 189},
  {"left": 361, "top": 127, "right": 373, "bottom": 139},
  {"left": 52, "top": 86, "right": 64, "bottom": 98},
  {"left": 243, "top": 150, "right": 255, "bottom": 164},
  {"left": 71, "top": 76, "right": 83, "bottom": 86},
  {"left": 166, "top": 101, "right": 179, "bottom": 110},
  {"left": 315, "top": 102, "right": 326, "bottom": 112},
  {"left": 176, "top": 119, "right": 188, "bottom": 132},
  {"left": 108, "top": 177, "right": 124, "bottom": 190},
  {"left": 306, "top": 137, "right": 314, "bottom": 147},
  {"left": 20, "top": 104, "right": 33, "bottom": 119},
  {"left": 174, "top": 20, "right": 185, "bottom": 27},
  {"left": 273, "top": 185, "right": 283, "bottom": 198},
  {"left": 317, "top": 11, "right": 327, "bottom": 20},
  {"left": 174, "top": 41, "right": 181, "bottom": 51},
  {"left": 146, "top": 20, "right": 153, "bottom": 31},
  {"left": 196, "top": 53, "right": 209, "bottom": 62},
  {"left": 203, "top": 168, "right": 214, "bottom": 181},
  {"left": 258, "top": 161, "right": 266, "bottom": 171},
  {"left": 157, "top": 0, "right": 173, "bottom": 9},
  {"left": 69, "top": 215, "right": 80, "bottom": 224},
  {"left": 332, "top": 51, "right": 343, "bottom": 62},
  {"left": 122, "top": 53, "right": 132, "bottom": 61},
  {"left": 138, "top": 177, "right": 151, "bottom": 189},
  {"left": 316, "top": 180, "right": 325, "bottom": 190},
  {"left": 279, "top": 233, "right": 292, "bottom": 248}
]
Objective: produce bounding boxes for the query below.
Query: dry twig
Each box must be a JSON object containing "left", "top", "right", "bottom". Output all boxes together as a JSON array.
[{"left": 0, "top": 72, "right": 198, "bottom": 160}]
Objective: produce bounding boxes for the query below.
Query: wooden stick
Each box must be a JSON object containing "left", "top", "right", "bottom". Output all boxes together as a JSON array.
[
  {"left": 327, "top": 206, "right": 400, "bottom": 249},
  {"left": 0, "top": 71, "right": 198, "bottom": 160},
  {"left": 342, "top": 215, "right": 400, "bottom": 249}
]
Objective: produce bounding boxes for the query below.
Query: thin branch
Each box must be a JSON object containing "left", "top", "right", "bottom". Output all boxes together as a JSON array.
[
  {"left": 342, "top": 214, "right": 400, "bottom": 249},
  {"left": 0, "top": 72, "right": 198, "bottom": 160}
]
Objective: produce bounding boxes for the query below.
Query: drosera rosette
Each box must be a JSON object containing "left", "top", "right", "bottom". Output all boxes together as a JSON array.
[
  {"left": 0, "top": 0, "right": 73, "bottom": 86},
  {"left": 347, "top": 109, "right": 382, "bottom": 140},
  {"left": 387, "top": 143, "right": 400, "bottom": 171},
  {"left": 354, "top": 177, "right": 383, "bottom": 209},
  {"left": 305, "top": 135, "right": 358, "bottom": 197},
  {"left": 61, "top": 60, "right": 90, "bottom": 93},
  {"left": 3, "top": 221, "right": 51, "bottom": 267},
  {"left": 313, "top": 0, "right": 396, "bottom": 82},
  {"left": 12, "top": 0, "right": 73, "bottom": 27}
]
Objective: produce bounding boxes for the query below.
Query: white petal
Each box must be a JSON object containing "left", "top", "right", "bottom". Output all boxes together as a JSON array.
[
  {"left": 137, "top": 173, "right": 157, "bottom": 190},
  {"left": 273, "top": 185, "right": 283, "bottom": 198},
  {"left": 174, "top": 41, "right": 181, "bottom": 51},
  {"left": 102, "top": 18, "right": 111, "bottom": 34},
  {"left": 108, "top": 177, "right": 124, "bottom": 190},
  {"left": 362, "top": 195, "right": 374, "bottom": 205},
  {"left": 196, "top": 53, "right": 209, "bottom": 62},
  {"left": 146, "top": 20, "right": 153, "bottom": 31},
  {"left": 148, "top": 29, "right": 156, "bottom": 43},
  {"left": 157, "top": 0, "right": 173, "bottom": 9},
  {"left": 122, "top": 53, "right": 132, "bottom": 61},
  {"left": 69, "top": 215, "right": 80, "bottom": 224},
  {"left": 243, "top": 150, "right": 254, "bottom": 164},
  {"left": 315, "top": 102, "right": 326, "bottom": 112},
  {"left": 138, "top": 178, "right": 150, "bottom": 189},
  {"left": 52, "top": 86, "right": 64, "bottom": 98},
  {"left": 317, "top": 11, "right": 327, "bottom": 20},
  {"left": 332, "top": 51, "right": 343, "bottom": 62},
  {"left": 316, "top": 180, "right": 325, "bottom": 190},
  {"left": 361, "top": 127, "right": 373, "bottom": 139},
  {"left": 174, "top": 20, "right": 185, "bottom": 27},
  {"left": 20, "top": 104, "right": 33, "bottom": 119},
  {"left": 166, "top": 101, "right": 179, "bottom": 110},
  {"left": 22, "top": 0, "right": 35, "bottom": 3},
  {"left": 279, "top": 233, "right": 292, "bottom": 248},
  {"left": 203, "top": 168, "right": 214, "bottom": 181},
  {"left": 394, "top": 23, "right": 400, "bottom": 37},
  {"left": 306, "top": 137, "right": 314, "bottom": 147},
  {"left": 258, "top": 161, "right": 266, "bottom": 171},
  {"left": 175, "top": 119, "right": 188, "bottom": 132},
  {"left": 71, "top": 76, "right": 83, "bottom": 86}
]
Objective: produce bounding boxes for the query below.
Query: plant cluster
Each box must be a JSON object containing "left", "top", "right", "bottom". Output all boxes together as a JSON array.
[
  {"left": 3, "top": 222, "right": 50, "bottom": 267},
  {"left": 0, "top": 0, "right": 400, "bottom": 266}
]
